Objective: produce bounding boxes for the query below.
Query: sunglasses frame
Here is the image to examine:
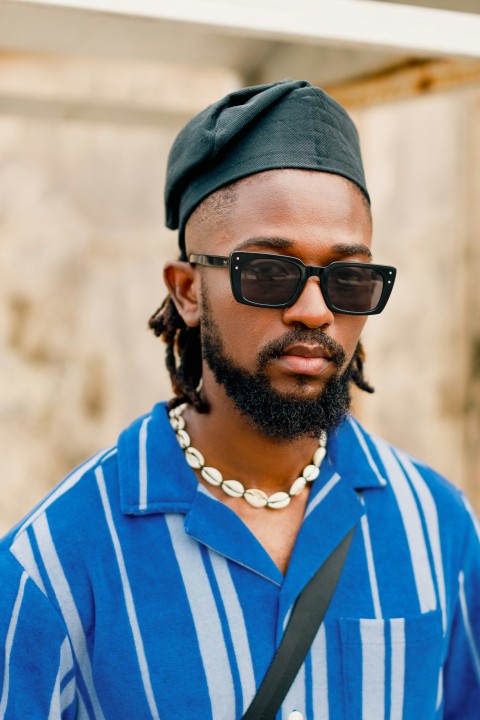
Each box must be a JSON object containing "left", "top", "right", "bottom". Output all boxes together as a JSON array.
[{"left": 189, "top": 251, "right": 397, "bottom": 315}]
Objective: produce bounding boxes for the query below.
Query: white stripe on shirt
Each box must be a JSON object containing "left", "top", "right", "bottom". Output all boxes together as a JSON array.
[
  {"left": 96, "top": 467, "right": 160, "bottom": 720},
  {"left": 138, "top": 416, "right": 151, "bottom": 511},
  {"left": 282, "top": 664, "right": 306, "bottom": 720},
  {"left": 60, "top": 678, "right": 76, "bottom": 715},
  {"left": 166, "top": 515, "right": 236, "bottom": 720},
  {"left": 76, "top": 688, "right": 91, "bottom": 719},
  {"left": 208, "top": 550, "right": 257, "bottom": 713},
  {"left": 461, "top": 494, "right": 480, "bottom": 543},
  {"left": 10, "top": 530, "right": 47, "bottom": 595},
  {"left": 349, "top": 418, "right": 387, "bottom": 485},
  {"left": 373, "top": 439, "right": 437, "bottom": 614},
  {"left": 459, "top": 570, "right": 480, "bottom": 682},
  {"left": 33, "top": 513, "right": 106, "bottom": 720},
  {"left": 359, "top": 498, "right": 382, "bottom": 619},
  {"left": 305, "top": 473, "right": 341, "bottom": 519},
  {"left": 311, "top": 624, "right": 329, "bottom": 720},
  {"left": 396, "top": 452, "right": 446, "bottom": 633},
  {"left": 360, "top": 619, "right": 385, "bottom": 720},
  {"left": 48, "top": 637, "right": 75, "bottom": 720},
  {"left": 390, "top": 618, "right": 405, "bottom": 720},
  {"left": 436, "top": 667, "right": 444, "bottom": 711},
  {"left": 0, "top": 571, "right": 28, "bottom": 717}
]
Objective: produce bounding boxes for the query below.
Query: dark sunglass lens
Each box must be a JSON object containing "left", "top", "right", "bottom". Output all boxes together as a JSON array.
[
  {"left": 240, "top": 258, "right": 301, "bottom": 305},
  {"left": 327, "top": 266, "right": 384, "bottom": 312}
]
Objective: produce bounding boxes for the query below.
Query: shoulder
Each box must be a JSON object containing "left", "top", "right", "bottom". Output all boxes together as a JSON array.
[
  {"left": 0, "top": 404, "right": 173, "bottom": 588},
  {"left": 0, "top": 444, "right": 120, "bottom": 603},
  {"left": 1, "top": 444, "right": 119, "bottom": 551},
  {"left": 349, "top": 417, "right": 478, "bottom": 542}
]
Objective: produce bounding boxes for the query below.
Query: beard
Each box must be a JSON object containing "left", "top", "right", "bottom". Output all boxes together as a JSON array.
[{"left": 200, "top": 294, "right": 356, "bottom": 441}]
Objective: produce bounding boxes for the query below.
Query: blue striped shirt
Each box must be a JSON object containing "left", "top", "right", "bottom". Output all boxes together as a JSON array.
[{"left": 1, "top": 401, "right": 479, "bottom": 719}]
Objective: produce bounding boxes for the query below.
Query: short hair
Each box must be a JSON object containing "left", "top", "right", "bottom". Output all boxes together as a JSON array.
[{"left": 183, "top": 171, "right": 372, "bottom": 258}]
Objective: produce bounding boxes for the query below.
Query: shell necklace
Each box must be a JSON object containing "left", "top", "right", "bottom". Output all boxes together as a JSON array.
[{"left": 169, "top": 404, "right": 327, "bottom": 510}]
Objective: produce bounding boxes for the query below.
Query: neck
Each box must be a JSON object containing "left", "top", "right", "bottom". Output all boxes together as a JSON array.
[{"left": 181, "top": 381, "right": 322, "bottom": 496}]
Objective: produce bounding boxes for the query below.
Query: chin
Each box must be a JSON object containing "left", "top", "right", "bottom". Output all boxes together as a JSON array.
[{"left": 270, "top": 374, "right": 330, "bottom": 397}]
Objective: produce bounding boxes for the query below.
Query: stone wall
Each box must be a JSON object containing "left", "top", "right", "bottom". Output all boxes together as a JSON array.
[{"left": 0, "top": 59, "right": 479, "bottom": 533}]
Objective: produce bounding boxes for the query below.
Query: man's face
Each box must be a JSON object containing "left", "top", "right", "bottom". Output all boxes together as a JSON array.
[{"left": 185, "top": 169, "right": 372, "bottom": 437}]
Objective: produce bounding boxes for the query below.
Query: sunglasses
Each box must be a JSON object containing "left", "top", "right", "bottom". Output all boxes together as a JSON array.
[{"left": 189, "top": 251, "right": 397, "bottom": 315}]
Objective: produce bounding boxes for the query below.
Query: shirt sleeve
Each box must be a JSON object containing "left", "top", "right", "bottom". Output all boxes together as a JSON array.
[
  {"left": 443, "top": 495, "right": 480, "bottom": 719},
  {"left": 0, "top": 549, "right": 77, "bottom": 719}
]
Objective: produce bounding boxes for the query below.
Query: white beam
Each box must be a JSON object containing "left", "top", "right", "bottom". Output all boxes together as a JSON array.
[{"left": 4, "top": 0, "right": 480, "bottom": 59}]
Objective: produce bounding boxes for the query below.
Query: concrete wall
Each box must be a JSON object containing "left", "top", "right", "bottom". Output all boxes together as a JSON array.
[{"left": 0, "top": 58, "right": 479, "bottom": 533}]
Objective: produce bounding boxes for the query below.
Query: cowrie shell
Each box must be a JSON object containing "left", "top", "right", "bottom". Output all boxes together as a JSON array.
[
  {"left": 201, "top": 466, "right": 223, "bottom": 487},
  {"left": 170, "top": 415, "right": 185, "bottom": 431},
  {"left": 313, "top": 446, "right": 326, "bottom": 467},
  {"left": 176, "top": 429, "right": 191, "bottom": 449},
  {"left": 303, "top": 464, "right": 320, "bottom": 482},
  {"left": 222, "top": 480, "right": 245, "bottom": 498},
  {"left": 267, "top": 492, "right": 291, "bottom": 509},
  {"left": 185, "top": 447, "right": 204, "bottom": 469},
  {"left": 244, "top": 489, "right": 268, "bottom": 508},
  {"left": 289, "top": 477, "right": 307, "bottom": 496},
  {"left": 169, "top": 404, "right": 186, "bottom": 418}
]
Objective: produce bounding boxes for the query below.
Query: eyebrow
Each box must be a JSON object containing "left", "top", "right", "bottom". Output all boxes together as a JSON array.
[{"left": 235, "top": 236, "right": 373, "bottom": 260}]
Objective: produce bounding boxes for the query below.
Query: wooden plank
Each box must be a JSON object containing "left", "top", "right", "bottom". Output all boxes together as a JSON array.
[
  {"left": 2, "top": 0, "right": 480, "bottom": 59},
  {"left": 325, "top": 59, "right": 480, "bottom": 109}
]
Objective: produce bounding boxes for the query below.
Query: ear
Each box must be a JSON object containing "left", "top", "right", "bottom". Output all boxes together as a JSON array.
[{"left": 163, "top": 260, "right": 201, "bottom": 328}]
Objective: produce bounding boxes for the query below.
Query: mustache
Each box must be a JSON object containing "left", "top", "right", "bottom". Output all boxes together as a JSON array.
[{"left": 257, "top": 328, "right": 347, "bottom": 369}]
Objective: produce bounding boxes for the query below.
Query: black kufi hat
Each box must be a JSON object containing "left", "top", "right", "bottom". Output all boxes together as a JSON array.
[{"left": 165, "top": 79, "right": 369, "bottom": 253}]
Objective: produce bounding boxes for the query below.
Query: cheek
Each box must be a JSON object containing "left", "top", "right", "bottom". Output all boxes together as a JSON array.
[
  {"left": 203, "top": 283, "right": 276, "bottom": 362},
  {"left": 220, "top": 306, "right": 270, "bottom": 360},
  {"left": 201, "top": 278, "right": 249, "bottom": 344},
  {"left": 336, "top": 317, "right": 368, "bottom": 360}
]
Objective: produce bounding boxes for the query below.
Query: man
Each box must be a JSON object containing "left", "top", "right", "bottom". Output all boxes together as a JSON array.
[{"left": 1, "top": 79, "right": 479, "bottom": 719}]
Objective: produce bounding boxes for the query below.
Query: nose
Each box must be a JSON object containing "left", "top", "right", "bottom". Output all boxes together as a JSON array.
[{"left": 282, "top": 277, "right": 335, "bottom": 328}]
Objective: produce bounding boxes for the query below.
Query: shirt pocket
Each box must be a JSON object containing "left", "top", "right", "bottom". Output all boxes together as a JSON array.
[{"left": 339, "top": 610, "right": 443, "bottom": 720}]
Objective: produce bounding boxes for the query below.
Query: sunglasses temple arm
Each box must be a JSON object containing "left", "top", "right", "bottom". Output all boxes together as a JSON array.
[{"left": 189, "top": 254, "right": 230, "bottom": 269}]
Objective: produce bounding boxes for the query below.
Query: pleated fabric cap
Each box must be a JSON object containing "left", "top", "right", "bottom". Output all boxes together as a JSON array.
[{"left": 165, "top": 79, "right": 369, "bottom": 253}]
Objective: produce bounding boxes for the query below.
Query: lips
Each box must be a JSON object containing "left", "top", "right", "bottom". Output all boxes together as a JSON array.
[
  {"left": 281, "top": 343, "right": 332, "bottom": 360},
  {"left": 277, "top": 344, "right": 334, "bottom": 376},
  {"left": 257, "top": 329, "right": 346, "bottom": 375}
]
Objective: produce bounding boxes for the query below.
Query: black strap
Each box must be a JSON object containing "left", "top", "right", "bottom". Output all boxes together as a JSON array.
[{"left": 242, "top": 527, "right": 355, "bottom": 720}]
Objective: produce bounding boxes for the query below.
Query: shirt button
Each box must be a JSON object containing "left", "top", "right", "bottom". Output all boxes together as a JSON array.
[{"left": 288, "top": 712, "right": 304, "bottom": 720}]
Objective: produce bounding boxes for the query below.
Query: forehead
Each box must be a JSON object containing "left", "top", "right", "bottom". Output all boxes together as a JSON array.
[{"left": 186, "top": 169, "right": 372, "bottom": 260}]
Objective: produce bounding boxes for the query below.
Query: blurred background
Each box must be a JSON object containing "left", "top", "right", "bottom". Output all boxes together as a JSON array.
[{"left": 0, "top": 0, "right": 479, "bottom": 534}]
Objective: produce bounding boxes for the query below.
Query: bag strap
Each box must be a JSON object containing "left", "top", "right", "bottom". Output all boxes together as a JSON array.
[{"left": 242, "top": 526, "right": 355, "bottom": 720}]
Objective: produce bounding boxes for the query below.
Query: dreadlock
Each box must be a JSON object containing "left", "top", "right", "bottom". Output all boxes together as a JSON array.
[
  {"left": 149, "top": 295, "right": 374, "bottom": 411},
  {"left": 349, "top": 341, "right": 374, "bottom": 394},
  {"left": 149, "top": 295, "right": 208, "bottom": 413}
]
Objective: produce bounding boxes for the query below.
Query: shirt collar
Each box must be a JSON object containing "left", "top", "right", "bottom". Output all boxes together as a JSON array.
[
  {"left": 117, "top": 402, "right": 387, "bottom": 517},
  {"left": 325, "top": 414, "right": 387, "bottom": 490}
]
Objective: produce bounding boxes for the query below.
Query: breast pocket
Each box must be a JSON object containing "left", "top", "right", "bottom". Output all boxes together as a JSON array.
[{"left": 339, "top": 610, "right": 443, "bottom": 720}]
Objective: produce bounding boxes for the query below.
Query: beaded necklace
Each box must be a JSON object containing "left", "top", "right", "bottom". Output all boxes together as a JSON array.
[{"left": 169, "top": 404, "right": 327, "bottom": 510}]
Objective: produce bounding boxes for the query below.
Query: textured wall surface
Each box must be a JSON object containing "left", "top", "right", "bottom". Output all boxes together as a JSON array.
[
  {"left": 0, "top": 63, "right": 479, "bottom": 534},
  {"left": 0, "top": 116, "right": 176, "bottom": 531},
  {"left": 355, "top": 88, "right": 480, "bottom": 511}
]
